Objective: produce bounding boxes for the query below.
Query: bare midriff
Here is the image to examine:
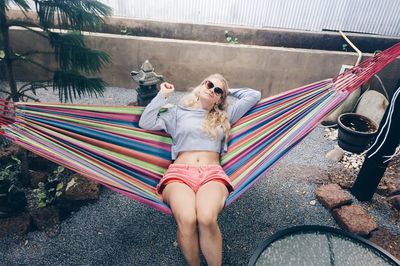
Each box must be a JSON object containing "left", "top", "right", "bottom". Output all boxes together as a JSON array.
[{"left": 174, "top": 151, "right": 221, "bottom": 166}]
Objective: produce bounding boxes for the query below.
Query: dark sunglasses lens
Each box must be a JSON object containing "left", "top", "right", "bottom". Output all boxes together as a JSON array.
[
  {"left": 205, "top": 80, "right": 224, "bottom": 96},
  {"left": 214, "top": 87, "right": 224, "bottom": 95},
  {"left": 205, "top": 80, "right": 214, "bottom": 89}
]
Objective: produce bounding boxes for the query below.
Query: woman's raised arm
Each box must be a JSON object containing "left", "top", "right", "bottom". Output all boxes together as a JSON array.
[{"left": 227, "top": 88, "right": 261, "bottom": 124}]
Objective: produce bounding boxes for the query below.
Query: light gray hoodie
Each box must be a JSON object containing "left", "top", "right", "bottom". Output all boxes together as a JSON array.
[{"left": 139, "top": 88, "right": 261, "bottom": 160}]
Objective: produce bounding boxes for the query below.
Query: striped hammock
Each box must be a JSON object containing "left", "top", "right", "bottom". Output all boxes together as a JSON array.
[{"left": 1, "top": 43, "right": 400, "bottom": 214}]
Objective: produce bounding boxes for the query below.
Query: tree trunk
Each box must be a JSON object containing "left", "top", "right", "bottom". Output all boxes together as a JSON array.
[{"left": 0, "top": 2, "right": 19, "bottom": 102}]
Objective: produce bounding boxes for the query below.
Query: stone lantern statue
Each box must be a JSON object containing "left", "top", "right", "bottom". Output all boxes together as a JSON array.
[{"left": 130, "top": 60, "right": 164, "bottom": 106}]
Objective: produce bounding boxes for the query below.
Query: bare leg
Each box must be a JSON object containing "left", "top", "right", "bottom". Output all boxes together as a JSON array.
[
  {"left": 163, "top": 183, "right": 200, "bottom": 266},
  {"left": 196, "top": 181, "right": 229, "bottom": 266}
]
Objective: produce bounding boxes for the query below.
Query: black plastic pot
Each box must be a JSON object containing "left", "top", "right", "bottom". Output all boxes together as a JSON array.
[
  {"left": 0, "top": 181, "right": 10, "bottom": 217},
  {"left": 337, "top": 113, "right": 378, "bottom": 153},
  {"left": 0, "top": 179, "right": 10, "bottom": 194}
]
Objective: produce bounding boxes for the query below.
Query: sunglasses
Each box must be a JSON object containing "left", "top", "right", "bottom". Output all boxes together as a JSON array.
[{"left": 205, "top": 80, "right": 224, "bottom": 97}]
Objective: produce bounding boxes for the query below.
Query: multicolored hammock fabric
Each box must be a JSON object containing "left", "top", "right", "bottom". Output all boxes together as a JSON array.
[{"left": 1, "top": 43, "right": 400, "bottom": 214}]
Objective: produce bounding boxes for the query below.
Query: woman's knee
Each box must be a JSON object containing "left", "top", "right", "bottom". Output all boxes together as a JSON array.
[
  {"left": 174, "top": 210, "right": 197, "bottom": 232},
  {"left": 196, "top": 206, "right": 218, "bottom": 229},
  {"left": 175, "top": 214, "right": 197, "bottom": 235}
]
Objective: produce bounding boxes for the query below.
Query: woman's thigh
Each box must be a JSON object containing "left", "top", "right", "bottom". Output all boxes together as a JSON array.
[
  {"left": 163, "top": 182, "right": 197, "bottom": 220},
  {"left": 195, "top": 181, "right": 229, "bottom": 218}
]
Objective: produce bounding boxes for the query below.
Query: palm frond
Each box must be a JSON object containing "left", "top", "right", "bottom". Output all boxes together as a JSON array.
[
  {"left": 10, "top": 0, "right": 31, "bottom": 12},
  {"left": 80, "top": 0, "right": 112, "bottom": 18},
  {"left": 34, "top": 0, "right": 112, "bottom": 31},
  {"left": 48, "top": 31, "right": 111, "bottom": 74},
  {"left": 52, "top": 70, "right": 106, "bottom": 102}
]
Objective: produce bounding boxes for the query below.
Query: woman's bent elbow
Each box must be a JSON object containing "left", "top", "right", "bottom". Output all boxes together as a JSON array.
[{"left": 138, "top": 119, "right": 149, "bottom": 129}]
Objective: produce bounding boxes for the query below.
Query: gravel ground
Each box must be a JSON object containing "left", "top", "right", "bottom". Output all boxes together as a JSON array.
[{"left": 0, "top": 87, "right": 398, "bottom": 265}]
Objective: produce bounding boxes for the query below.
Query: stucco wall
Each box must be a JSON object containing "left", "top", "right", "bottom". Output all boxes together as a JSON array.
[{"left": 9, "top": 27, "right": 400, "bottom": 98}]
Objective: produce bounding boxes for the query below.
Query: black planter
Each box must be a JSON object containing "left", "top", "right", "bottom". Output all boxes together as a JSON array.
[
  {"left": 8, "top": 190, "right": 27, "bottom": 212},
  {"left": 0, "top": 189, "right": 10, "bottom": 218},
  {"left": 337, "top": 113, "right": 378, "bottom": 153},
  {"left": 0, "top": 180, "right": 27, "bottom": 217},
  {"left": 0, "top": 180, "right": 10, "bottom": 212},
  {"left": 0, "top": 179, "right": 10, "bottom": 194},
  {"left": 0, "top": 193, "right": 8, "bottom": 206}
]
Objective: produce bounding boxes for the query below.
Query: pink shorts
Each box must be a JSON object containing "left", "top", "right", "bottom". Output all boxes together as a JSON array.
[{"left": 156, "top": 164, "right": 234, "bottom": 195}]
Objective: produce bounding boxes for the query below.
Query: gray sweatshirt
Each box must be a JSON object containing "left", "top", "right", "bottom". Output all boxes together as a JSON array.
[{"left": 139, "top": 88, "right": 261, "bottom": 160}]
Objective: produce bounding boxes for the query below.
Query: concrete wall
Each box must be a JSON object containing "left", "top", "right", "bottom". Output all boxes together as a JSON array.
[{"left": 9, "top": 27, "right": 400, "bottom": 98}]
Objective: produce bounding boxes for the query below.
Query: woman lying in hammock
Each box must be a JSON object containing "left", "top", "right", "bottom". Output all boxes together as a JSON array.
[{"left": 139, "top": 73, "right": 260, "bottom": 265}]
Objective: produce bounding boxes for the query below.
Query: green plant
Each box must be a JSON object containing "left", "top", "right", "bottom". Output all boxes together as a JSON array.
[
  {"left": 0, "top": 135, "right": 11, "bottom": 148},
  {"left": 0, "top": 155, "right": 22, "bottom": 183},
  {"left": 0, "top": 0, "right": 112, "bottom": 102},
  {"left": 224, "top": 30, "right": 239, "bottom": 44},
  {"left": 120, "top": 25, "right": 127, "bottom": 34},
  {"left": 33, "top": 181, "right": 63, "bottom": 208},
  {"left": 32, "top": 166, "right": 65, "bottom": 208},
  {"left": 120, "top": 25, "right": 131, "bottom": 35}
]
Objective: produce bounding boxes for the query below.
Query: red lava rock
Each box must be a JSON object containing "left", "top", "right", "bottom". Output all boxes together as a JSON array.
[
  {"left": 27, "top": 153, "right": 54, "bottom": 171},
  {"left": 376, "top": 185, "right": 390, "bottom": 196},
  {"left": 64, "top": 173, "right": 100, "bottom": 200},
  {"left": 30, "top": 205, "right": 60, "bottom": 232},
  {"left": 390, "top": 195, "right": 400, "bottom": 210},
  {"left": 29, "top": 170, "right": 48, "bottom": 188},
  {"left": 332, "top": 205, "right": 378, "bottom": 236},
  {"left": 0, "top": 143, "right": 24, "bottom": 164},
  {"left": 387, "top": 179, "right": 400, "bottom": 196},
  {"left": 315, "top": 183, "right": 353, "bottom": 209},
  {"left": 368, "top": 228, "right": 400, "bottom": 261},
  {"left": 0, "top": 212, "right": 31, "bottom": 238},
  {"left": 338, "top": 181, "right": 353, "bottom": 189}
]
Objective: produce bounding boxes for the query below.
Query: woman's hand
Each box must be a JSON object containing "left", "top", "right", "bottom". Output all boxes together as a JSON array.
[{"left": 160, "top": 82, "right": 175, "bottom": 98}]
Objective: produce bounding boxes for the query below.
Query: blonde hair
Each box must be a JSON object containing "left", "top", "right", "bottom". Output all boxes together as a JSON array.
[{"left": 180, "top": 73, "right": 231, "bottom": 143}]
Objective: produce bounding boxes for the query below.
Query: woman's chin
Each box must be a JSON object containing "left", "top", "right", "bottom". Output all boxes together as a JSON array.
[{"left": 202, "top": 93, "right": 214, "bottom": 101}]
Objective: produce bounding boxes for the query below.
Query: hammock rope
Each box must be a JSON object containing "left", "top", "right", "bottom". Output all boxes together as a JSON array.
[{"left": 1, "top": 43, "right": 400, "bottom": 214}]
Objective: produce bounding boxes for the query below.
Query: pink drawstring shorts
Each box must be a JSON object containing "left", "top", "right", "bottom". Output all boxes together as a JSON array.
[{"left": 156, "top": 164, "right": 234, "bottom": 195}]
